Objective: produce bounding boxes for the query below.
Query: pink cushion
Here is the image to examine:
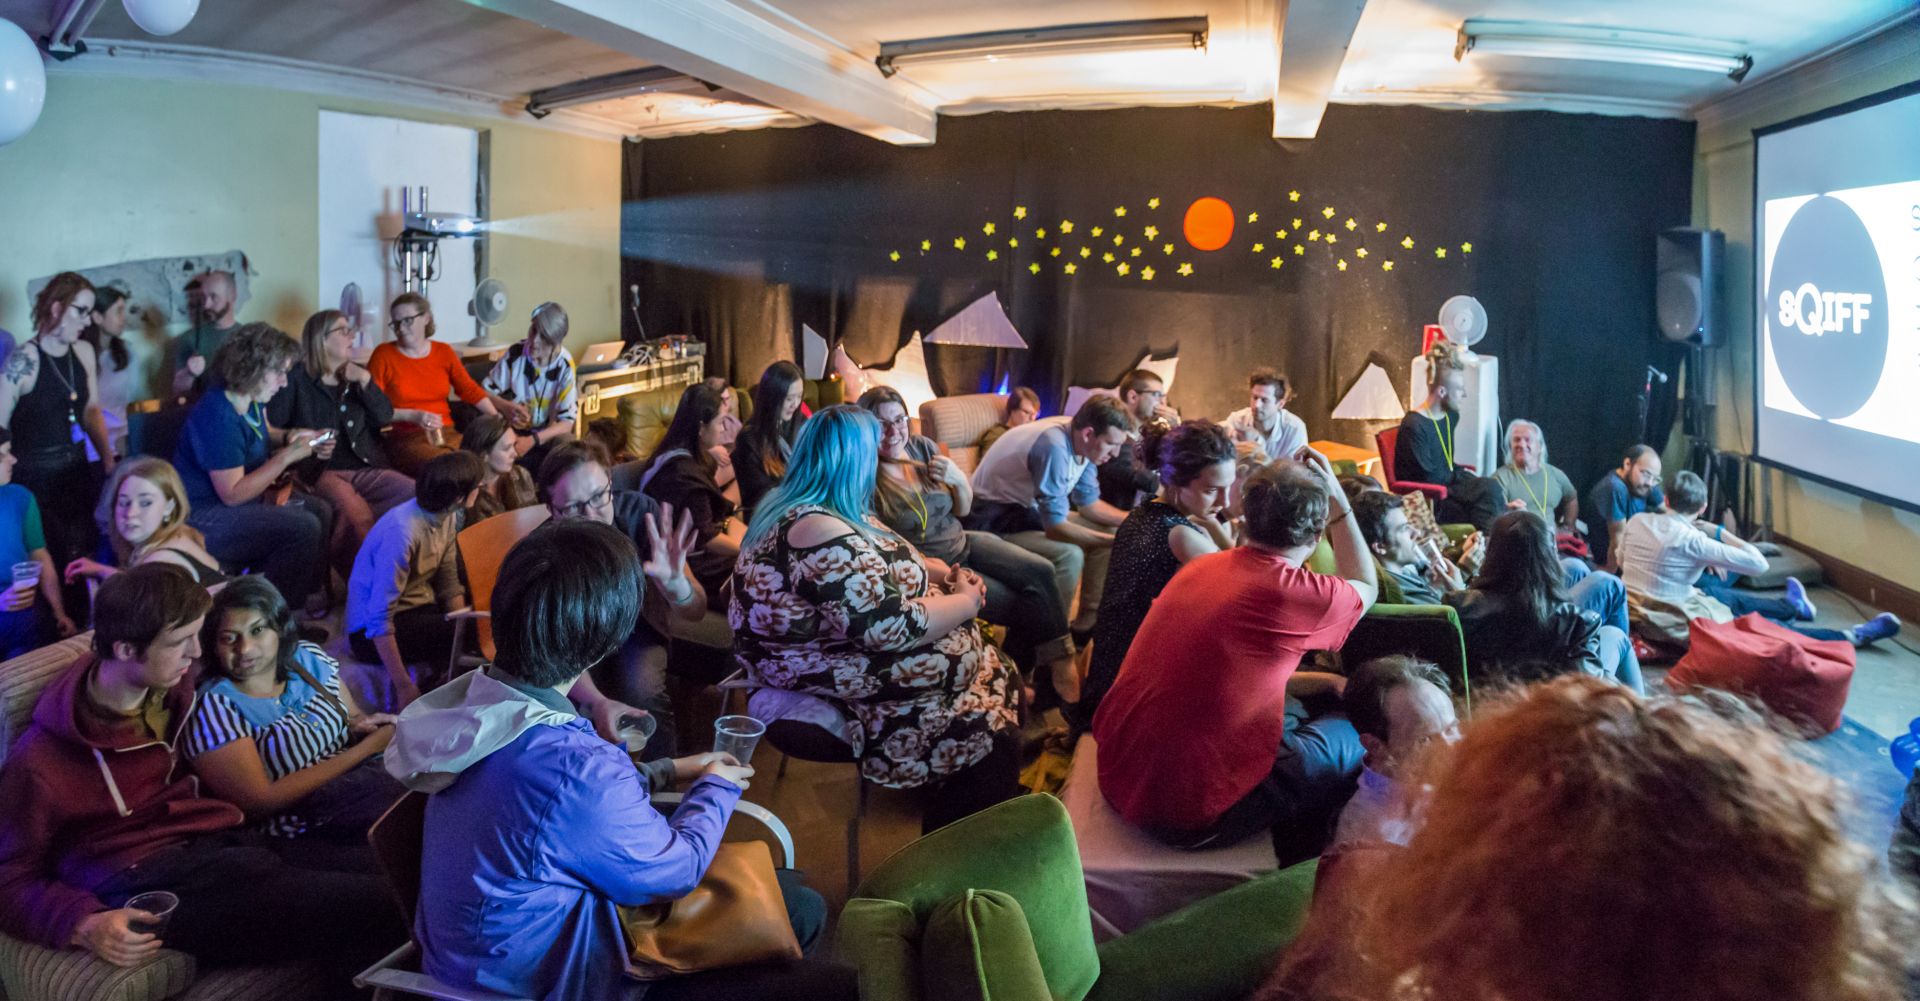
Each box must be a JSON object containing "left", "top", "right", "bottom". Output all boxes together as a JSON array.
[{"left": 1667, "top": 613, "right": 1854, "bottom": 735}]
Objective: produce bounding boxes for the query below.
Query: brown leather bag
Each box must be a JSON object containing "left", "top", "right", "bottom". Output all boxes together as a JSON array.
[{"left": 619, "top": 840, "right": 802, "bottom": 980}]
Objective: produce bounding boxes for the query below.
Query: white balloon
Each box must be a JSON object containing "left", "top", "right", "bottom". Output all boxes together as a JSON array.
[
  {"left": 122, "top": 0, "right": 199, "bottom": 37},
  {"left": 0, "top": 18, "right": 47, "bottom": 147}
]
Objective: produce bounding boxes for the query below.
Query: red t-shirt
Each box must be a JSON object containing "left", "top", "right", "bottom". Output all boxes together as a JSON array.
[{"left": 1093, "top": 547, "right": 1364, "bottom": 831}]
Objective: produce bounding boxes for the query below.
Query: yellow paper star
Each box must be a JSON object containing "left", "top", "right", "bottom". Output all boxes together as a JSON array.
[
  {"left": 983, "top": 222, "right": 996, "bottom": 235},
  {"left": 1461, "top": 242, "right": 1473, "bottom": 253},
  {"left": 1251, "top": 242, "right": 1265, "bottom": 253},
  {"left": 920, "top": 239, "right": 932, "bottom": 251},
  {"left": 1144, "top": 225, "right": 1159, "bottom": 240},
  {"left": 1292, "top": 218, "right": 1304, "bottom": 229},
  {"left": 1247, "top": 212, "right": 1259, "bottom": 223},
  {"left": 1177, "top": 262, "right": 1194, "bottom": 276},
  {"left": 1294, "top": 244, "right": 1305, "bottom": 255},
  {"left": 1162, "top": 243, "right": 1174, "bottom": 255},
  {"left": 1141, "top": 266, "right": 1155, "bottom": 281},
  {"left": 1326, "top": 233, "right": 1337, "bottom": 245},
  {"left": 1117, "top": 262, "right": 1131, "bottom": 275},
  {"left": 1148, "top": 197, "right": 1161, "bottom": 209},
  {"left": 1344, "top": 218, "right": 1357, "bottom": 231},
  {"left": 1308, "top": 230, "right": 1321, "bottom": 241},
  {"left": 1008, "top": 237, "right": 1019, "bottom": 247},
  {"left": 987, "top": 250, "right": 999, "bottom": 261},
  {"left": 1337, "top": 259, "right": 1349, "bottom": 271},
  {"left": 1051, "top": 247, "right": 1062, "bottom": 257},
  {"left": 954, "top": 237, "right": 966, "bottom": 250},
  {"left": 1036, "top": 228, "right": 1047, "bottom": 239},
  {"left": 1065, "top": 262, "right": 1078, "bottom": 275},
  {"left": 1288, "top": 190, "right": 1300, "bottom": 202},
  {"left": 1322, "top": 207, "right": 1335, "bottom": 219},
  {"left": 1434, "top": 247, "right": 1447, "bottom": 259},
  {"left": 1029, "top": 262, "right": 1041, "bottom": 274},
  {"left": 1276, "top": 230, "right": 1288, "bottom": 240},
  {"left": 1356, "top": 247, "right": 1369, "bottom": 259},
  {"left": 1383, "top": 260, "right": 1395, "bottom": 271},
  {"left": 1014, "top": 206, "right": 1028, "bottom": 219},
  {"left": 1081, "top": 247, "right": 1092, "bottom": 258},
  {"left": 1091, "top": 226, "right": 1104, "bottom": 237},
  {"left": 1114, "top": 206, "right": 1127, "bottom": 217},
  {"left": 888, "top": 250, "right": 900, "bottom": 262},
  {"left": 1060, "top": 220, "right": 1075, "bottom": 233},
  {"left": 1129, "top": 247, "right": 1142, "bottom": 257},
  {"left": 1375, "top": 222, "right": 1387, "bottom": 232},
  {"left": 1400, "top": 236, "right": 1414, "bottom": 249},
  {"left": 1103, "top": 252, "right": 1115, "bottom": 263},
  {"left": 1112, "top": 234, "right": 1124, "bottom": 246},
  {"left": 1270, "top": 256, "right": 1284, "bottom": 269}
]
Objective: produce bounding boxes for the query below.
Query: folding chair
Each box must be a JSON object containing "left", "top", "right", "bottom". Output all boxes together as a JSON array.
[{"left": 444, "top": 506, "right": 550, "bottom": 682}]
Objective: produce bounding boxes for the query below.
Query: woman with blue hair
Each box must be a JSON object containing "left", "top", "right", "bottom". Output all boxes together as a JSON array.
[{"left": 731, "top": 405, "right": 1020, "bottom": 833}]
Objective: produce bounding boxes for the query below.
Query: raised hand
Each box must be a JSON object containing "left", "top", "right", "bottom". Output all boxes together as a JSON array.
[{"left": 641, "top": 501, "right": 699, "bottom": 590}]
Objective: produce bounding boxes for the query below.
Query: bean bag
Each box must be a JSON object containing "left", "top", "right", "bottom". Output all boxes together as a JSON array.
[{"left": 1667, "top": 613, "right": 1853, "bottom": 735}]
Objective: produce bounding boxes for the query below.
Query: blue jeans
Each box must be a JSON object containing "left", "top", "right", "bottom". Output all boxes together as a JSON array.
[
  {"left": 964, "top": 530, "right": 1072, "bottom": 667},
  {"left": 1695, "top": 570, "right": 1850, "bottom": 643},
  {"left": 1597, "top": 624, "right": 1645, "bottom": 694},
  {"left": 1562, "top": 558, "right": 1629, "bottom": 635}
]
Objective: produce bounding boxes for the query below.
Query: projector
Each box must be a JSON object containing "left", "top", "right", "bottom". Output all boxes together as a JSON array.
[{"left": 402, "top": 211, "right": 483, "bottom": 238}]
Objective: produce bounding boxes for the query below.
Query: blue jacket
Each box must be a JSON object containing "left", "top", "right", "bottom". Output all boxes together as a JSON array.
[{"left": 385, "top": 669, "right": 741, "bottom": 1000}]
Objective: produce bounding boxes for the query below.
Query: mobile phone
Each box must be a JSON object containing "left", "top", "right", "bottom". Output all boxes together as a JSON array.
[{"left": 311, "top": 429, "right": 337, "bottom": 446}]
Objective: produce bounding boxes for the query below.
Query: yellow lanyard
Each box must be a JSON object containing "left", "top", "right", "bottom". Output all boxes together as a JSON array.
[
  {"left": 1429, "top": 412, "right": 1454, "bottom": 472},
  {"left": 1513, "top": 466, "right": 1548, "bottom": 512}
]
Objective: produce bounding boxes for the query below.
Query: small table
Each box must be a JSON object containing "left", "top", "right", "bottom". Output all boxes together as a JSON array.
[{"left": 1310, "top": 439, "right": 1381, "bottom": 478}]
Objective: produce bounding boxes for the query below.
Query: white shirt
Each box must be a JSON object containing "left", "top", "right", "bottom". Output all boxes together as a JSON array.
[
  {"left": 968, "top": 416, "right": 1095, "bottom": 525},
  {"left": 1619, "top": 511, "right": 1769, "bottom": 604},
  {"left": 1222, "top": 407, "right": 1308, "bottom": 463}
]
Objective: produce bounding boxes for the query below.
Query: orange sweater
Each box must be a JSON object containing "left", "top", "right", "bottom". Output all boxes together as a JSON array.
[{"left": 368, "top": 340, "right": 487, "bottom": 425}]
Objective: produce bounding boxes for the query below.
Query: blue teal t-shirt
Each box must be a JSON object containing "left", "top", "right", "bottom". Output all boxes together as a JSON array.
[
  {"left": 175, "top": 392, "right": 271, "bottom": 509},
  {"left": 0, "top": 484, "right": 45, "bottom": 568},
  {"left": 1586, "top": 471, "right": 1665, "bottom": 566}
]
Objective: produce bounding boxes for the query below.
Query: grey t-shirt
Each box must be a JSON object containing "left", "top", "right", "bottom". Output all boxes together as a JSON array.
[{"left": 1493, "top": 462, "right": 1576, "bottom": 521}]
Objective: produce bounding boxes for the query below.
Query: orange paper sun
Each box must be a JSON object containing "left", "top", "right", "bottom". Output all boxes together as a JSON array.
[{"left": 1182, "top": 197, "right": 1234, "bottom": 252}]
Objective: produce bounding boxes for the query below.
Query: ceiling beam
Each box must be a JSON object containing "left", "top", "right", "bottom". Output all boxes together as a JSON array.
[
  {"left": 1270, "top": 0, "right": 1369, "bottom": 139},
  {"left": 451, "top": 0, "right": 937, "bottom": 144}
]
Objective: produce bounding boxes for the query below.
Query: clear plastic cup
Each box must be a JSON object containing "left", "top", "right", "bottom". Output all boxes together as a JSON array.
[
  {"left": 617, "top": 712, "right": 658, "bottom": 753},
  {"left": 713, "top": 715, "right": 766, "bottom": 765},
  {"left": 11, "top": 561, "right": 39, "bottom": 589},
  {"left": 125, "top": 891, "right": 179, "bottom": 937}
]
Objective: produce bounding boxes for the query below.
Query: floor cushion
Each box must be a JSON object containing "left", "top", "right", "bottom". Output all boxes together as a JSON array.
[{"left": 1666, "top": 613, "right": 1854, "bottom": 735}]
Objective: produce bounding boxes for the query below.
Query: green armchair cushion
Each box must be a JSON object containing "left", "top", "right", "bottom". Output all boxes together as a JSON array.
[
  {"left": 839, "top": 897, "right": 924, "bottom": 1001},
  {"left": 922, "top": 890, "right": 1052, "bottom": 1001},
  {"left": 854, "top": 795, "right": 1100, "bottom": 1001},
  {"left": 1086, "top": 860, "right": 1318, "bottom": 1001}
]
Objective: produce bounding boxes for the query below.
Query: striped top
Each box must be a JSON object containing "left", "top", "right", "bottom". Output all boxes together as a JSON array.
[{"left": 183, "top": 642, "right": 351, "bottom": 837}]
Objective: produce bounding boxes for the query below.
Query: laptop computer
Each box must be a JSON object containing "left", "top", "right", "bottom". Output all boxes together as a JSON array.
[{"left": 576, "top": 340, "right": 626, "bottom": 368}]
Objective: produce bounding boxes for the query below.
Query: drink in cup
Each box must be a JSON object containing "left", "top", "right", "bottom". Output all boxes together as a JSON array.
[
  {"left": 713, "top": 715, "right": 766, "bottom": 765},
  {"left": 125, "top": 891, "right": 179, "bottom": 937},
  {"left": 10, "top": 561, "right": 38, "bottom": 608},
  {"left": 617, "top": 712, "right": 657, "bottom": 753}
]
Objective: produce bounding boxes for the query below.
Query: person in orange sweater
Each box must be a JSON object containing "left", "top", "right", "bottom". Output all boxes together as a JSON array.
[{"left": 367, "top": 292, "right": 505, "bottom": 477}]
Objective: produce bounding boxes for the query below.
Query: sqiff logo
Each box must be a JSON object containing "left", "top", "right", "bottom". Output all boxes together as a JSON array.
[{"left": 1765, "top": 194, "right": 1888, "bottom": 419}]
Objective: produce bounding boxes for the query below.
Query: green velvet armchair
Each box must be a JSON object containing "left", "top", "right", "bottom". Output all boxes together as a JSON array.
[{"left": 837, "top": 795, "right": 1317, "bottom": 1001}]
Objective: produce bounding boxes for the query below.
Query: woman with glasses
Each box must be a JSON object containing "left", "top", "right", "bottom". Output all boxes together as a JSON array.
[
  {"left": 367, "top": 293, "right": 502, "bottom": 477},
  {"left": 638, "top": 384, "right": 743, "bottom": 610},
  {"left": 480, "top": 302, "right": 577, "bottom": 472},
  {"left": 0, "top": 272, "right": 116, "bottom": 616},
  {"left": 732, "top": 405, "right": 1021, "bottom": 834},
  {"left": 268, "top": 310, "right": 416, "bottom": 572},
  {"left": 173, "top": 324, "right": 333, "bottom": 611},
  {"left": 855, "top": 386, "right": 1078, "bottom": 718}
]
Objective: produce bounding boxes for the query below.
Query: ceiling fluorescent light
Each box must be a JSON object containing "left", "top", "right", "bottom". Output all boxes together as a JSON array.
[
  {"left": 876, "top": 17, "right": 1208, "bottom": 78},
  {"left": 527, "top": 67, "right": 756, "bottom": 118},
  {"left": 1455, "top": 20, "right": 1752, "bottom": 82}
]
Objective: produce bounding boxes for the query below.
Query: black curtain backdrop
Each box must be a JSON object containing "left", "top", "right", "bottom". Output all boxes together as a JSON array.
[{"left": 621, "top": 103, "right": 1692, "bottom": 490}]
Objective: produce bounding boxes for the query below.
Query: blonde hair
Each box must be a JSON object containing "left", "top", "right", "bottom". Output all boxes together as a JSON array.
[
  {"left": 389, "top": 292, "right": 435, "bottom": 339},
  {"left": 300, "top": 309, "right": 347, "bottom": 378},
  {"left": 100, "top": 458, "right": 206, "bottom": 565},
  {"left": 1424, "top": 340, "right": 1467, "bottom": 386}
]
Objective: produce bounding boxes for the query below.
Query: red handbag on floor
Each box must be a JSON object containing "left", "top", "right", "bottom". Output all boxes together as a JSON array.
[{"left": 1667, "top": 613, "right": 1854, "bottom": 735}]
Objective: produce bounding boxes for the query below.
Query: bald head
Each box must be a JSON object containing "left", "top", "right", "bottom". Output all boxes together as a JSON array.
[{"left": 194, "top": 271, "right": 237, "bottom": 326}]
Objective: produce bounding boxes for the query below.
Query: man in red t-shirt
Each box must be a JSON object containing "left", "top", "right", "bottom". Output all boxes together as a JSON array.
[{"left": 1093, "top": 448, "right": 1378, "bottom": 861}]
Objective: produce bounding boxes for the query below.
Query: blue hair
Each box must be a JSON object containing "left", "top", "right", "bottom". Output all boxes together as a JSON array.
[{"left": 743, "top": 404, "right": 883, "bottom": 549}]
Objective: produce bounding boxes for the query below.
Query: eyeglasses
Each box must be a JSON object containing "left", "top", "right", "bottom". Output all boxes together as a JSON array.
[
  {"left": 389, "top": 313, "right": 425, "bottom": 332},
  {"left": 880, "top": 413, "right": 909, "bottom": 427},
  {"left": 553, "top": 486, "right": 613, "bottom": 517}
]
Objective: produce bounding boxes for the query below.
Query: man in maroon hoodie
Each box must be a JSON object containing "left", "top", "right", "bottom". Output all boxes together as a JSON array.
[{"left": 0, "top": 564, "right": 400, "bottom": 973}]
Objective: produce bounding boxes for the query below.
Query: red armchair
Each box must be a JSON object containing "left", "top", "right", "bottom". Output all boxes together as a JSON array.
[{"left": 1375, "top": 426, "right": 1472, "bottom": 501}]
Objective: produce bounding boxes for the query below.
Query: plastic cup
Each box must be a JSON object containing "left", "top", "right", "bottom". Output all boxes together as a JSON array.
[
  {"left": 617, "top": 712, "right": 658, "bottom": 753},
  {"left": 713, "top": 715, "right": 766, "bottom": 765},
  {"left": 11, "top": 561, "right": 38, "bottom": 589},
  {"left": 125, "top": 891, "right": 179, "bottom": 937}
]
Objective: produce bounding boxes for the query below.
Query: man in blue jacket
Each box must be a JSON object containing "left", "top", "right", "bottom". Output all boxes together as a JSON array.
[{"left": 385, "top": 518, "right": 848, "bottom": 1000}]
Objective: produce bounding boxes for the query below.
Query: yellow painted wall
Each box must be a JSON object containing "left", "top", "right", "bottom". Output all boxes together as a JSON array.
[
  {"left": 0, "top": 73, "right": 621, "bottom": 366},
  {"left": 1693, "top": 20, "right": 1920, "bottom": 590}
]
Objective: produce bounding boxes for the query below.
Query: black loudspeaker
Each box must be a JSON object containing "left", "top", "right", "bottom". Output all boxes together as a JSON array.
[{"left": 1656, "top": 228, "right": 1725, "bottom": 346}]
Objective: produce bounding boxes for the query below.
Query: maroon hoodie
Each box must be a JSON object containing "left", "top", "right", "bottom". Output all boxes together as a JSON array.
[{"left": 0, "top": 653, "right": 242, "bottom": 948}]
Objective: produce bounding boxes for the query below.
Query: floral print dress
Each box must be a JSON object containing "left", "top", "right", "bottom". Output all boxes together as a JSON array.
[{"left": 730, "top": 505, "right": 1017, "bottom": 789}]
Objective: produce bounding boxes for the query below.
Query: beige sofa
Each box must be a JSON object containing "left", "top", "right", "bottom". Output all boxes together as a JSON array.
[
  {"left": 917, "top": 392, "right": 1010, "bottom": 476},
  {"left": 0, "top": 635, "right": 324, "bottom": 1001}
]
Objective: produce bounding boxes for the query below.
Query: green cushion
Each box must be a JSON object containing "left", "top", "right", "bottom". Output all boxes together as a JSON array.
[
  {"left": 854, "top": 796, "right": 1099, "bottom": 1001},
  {"left": 839, "top": 898, "right": 924, "bottom": 1001},
  {"left": 922, "top": 890, "right": 1052, "bottom": 1001},
  {"left": 1087, "top": 860, "right": 1318, "bottom": 1001},
  {"left": 1342, "top": 603, "right": 1470, "bottom": 702}
]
